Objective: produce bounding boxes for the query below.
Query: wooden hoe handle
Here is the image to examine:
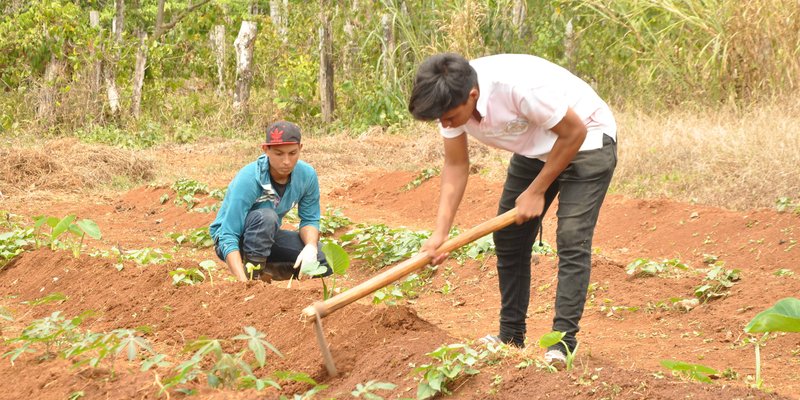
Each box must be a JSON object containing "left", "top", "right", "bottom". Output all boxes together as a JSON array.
[{"left": 301, "top": 208, "right": 518, "bottom": 321}]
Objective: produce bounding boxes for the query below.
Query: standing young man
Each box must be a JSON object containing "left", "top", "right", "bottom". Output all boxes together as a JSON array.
[
  {"left": 210, "top": 121, "right": 331, "bottom": 282},
  {"left": 408, "top": 53, "right": 617, "bottom": 367}
]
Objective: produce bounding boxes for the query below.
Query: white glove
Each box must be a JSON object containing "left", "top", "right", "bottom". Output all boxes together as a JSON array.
[{"left": 293, "top": 244, "right": 319, "bottom": 276}]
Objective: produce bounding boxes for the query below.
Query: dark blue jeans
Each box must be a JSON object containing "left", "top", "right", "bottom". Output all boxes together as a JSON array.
[
  {"left": 494, "top": 135, "right": 616, "bottom": 348},
  {"left": 214, "top": 208, "right": 331, "bottom": 278}
]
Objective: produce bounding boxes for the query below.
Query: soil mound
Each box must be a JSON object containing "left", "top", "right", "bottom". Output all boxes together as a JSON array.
[{"left": 0, "top": 248, "right": 454, "bottom": 399}]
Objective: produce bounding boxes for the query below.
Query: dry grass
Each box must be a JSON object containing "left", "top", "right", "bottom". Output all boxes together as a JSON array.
[
  {"left": 0, "top": 138, "right": 154, "bottom": 199},
  {"left": 2, "top": 99, "right": 798, "bottom": 212},
  {"left": 612, "top": 95, "right": 800, "bottom": 210}
]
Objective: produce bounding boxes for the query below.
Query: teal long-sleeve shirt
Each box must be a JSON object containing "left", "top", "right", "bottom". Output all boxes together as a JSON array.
[{"left": 210, "top": 154, "right": 321, "bottom": 259}]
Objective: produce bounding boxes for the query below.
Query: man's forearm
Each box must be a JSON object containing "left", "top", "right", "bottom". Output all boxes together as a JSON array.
[
  {"left": 225, "top": 250, "right": 249, "bottom": 282},
  {"left": 299, "top": 226, "right": 320, "bottom": 246}
]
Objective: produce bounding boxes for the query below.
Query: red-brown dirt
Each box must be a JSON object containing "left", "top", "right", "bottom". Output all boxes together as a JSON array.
[{"left": 1, "top": 168, "right": 799, "bottom": 399}]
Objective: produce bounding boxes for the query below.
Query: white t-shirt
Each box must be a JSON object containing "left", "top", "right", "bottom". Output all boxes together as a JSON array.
[{"left": 440, "top": 54, "right": 617, "bottom": 160}]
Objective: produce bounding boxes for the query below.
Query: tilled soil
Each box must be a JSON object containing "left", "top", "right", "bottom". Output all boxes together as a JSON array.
[{"left": 1, "top": 168, "right": 798, "bottom": 399}]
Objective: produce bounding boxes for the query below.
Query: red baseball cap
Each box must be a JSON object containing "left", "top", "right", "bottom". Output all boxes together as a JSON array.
[{"left": 264, "top": 121, "right": 302, "bottom": 146}]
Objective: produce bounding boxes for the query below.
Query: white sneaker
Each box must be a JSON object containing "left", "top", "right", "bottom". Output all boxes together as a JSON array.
[
  {"left": 544, "top": 349, "right": 567, "bottom": 370},
  {"left": 478, "top": 334, "right": 504, "bottom": 345}
]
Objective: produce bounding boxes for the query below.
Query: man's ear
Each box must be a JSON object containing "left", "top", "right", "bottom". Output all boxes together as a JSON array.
[
  {"left": 261, "top": 144, "right": 269, "bottom": 153},
  {"left": 469, "top": 87, "right": 479, "bottom": 100},
  {"left": 298, "top": 143, "right": 303, "bottom": 151}
]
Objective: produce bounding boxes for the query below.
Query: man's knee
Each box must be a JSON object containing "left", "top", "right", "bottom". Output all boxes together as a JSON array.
[{"left": 244, "top": 208, "right": 279, "bottom": 233}]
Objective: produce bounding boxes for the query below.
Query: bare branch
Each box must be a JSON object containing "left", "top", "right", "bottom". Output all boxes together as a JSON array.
[{"left": 153, "top": 0, "right": 211, "bottom": 39}]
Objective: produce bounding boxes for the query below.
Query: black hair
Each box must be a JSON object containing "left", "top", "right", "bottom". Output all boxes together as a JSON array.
[{"left": 408, "top": 53, "right": 477, "bottom": 121}]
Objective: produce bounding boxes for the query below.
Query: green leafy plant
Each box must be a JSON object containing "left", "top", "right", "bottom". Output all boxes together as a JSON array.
[
  {"left": 245, "top": 262, "right": 262, "bottom": 281},
  {"left": 626, "top": 258, "right": 688, "bottom": 277},
  {"left": 21, "top": 292, "right": 67, "bottom": 306},
  {"left": 774, "top": 268, "right": 794, "bottom": 277},
  {"left": 33, "top": 214, "right": 102, "bottom": 257},
  {"left": 170, "top": 178, "right": 214, "bottom": 210},
  {"left": 694, "top": 265, "right": 741, "bottom": 301},
  {"left": 167, "top": 227, "right": 214, "bottom": 248},
  {"left": 775, "top": 197, "right": 800, "bottom": 214},
  {"left": 531, "top": 240, "right": 556, "bottom": 255},
  {"left": 659, "top": 360, "right": 718, "bottom": 383},
  {"left": 319, "top": 241, "right": 351, "bottom": 299},
  {"left": 404, "top": 167, "right": 440, "bottom": 191},
  {"left": 373, "top": 272, "right": 428, "bottom": 306},
  {"left": 169, "top": 266, "right": 206, "bottom": 286},
  {"left": 0, "top": 227, "right": 34, "bottom": 268},
  {"left": 319, "top": 207, "right": 352, "bottom": 236},
  {"left": 351, "top": 380, "right": 397, "bottom": 399},
  {"left": 341, "top": 224, "right": 429, "bottom": 269},
  {"left": 538, "top": 331, "right": 579, "bottom": 371},
  {"left": 743, "top": 297, "right": 800, "bottom": 389},
  {"left": 414, "top": 343, "right": 482, "bottom": 399},
  {"left": 162, "top": 327, "right": 284, "bottom": 393}
]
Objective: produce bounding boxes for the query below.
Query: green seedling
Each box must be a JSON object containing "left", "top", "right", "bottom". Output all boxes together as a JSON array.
[
  {"left": 538, "top": 331, "right": 579, "bottom": 371},
  {"left": 33, "top": 214, "right": 102, "bottom": 257},
  {"left": 233, "top": 326, "right": 284, "bottom": 368},
  {"left": 531, "top": 240, "right": 556, "bottom": 255},
  {"left": 744, "top": 297, "right": 800, "bottom": 389},
  {"left": 167, "top": 227, "right": 214, "bottom": 248},
  {"left": 169, "top": 267, "right": 206, "bottom": 286},
  {"left": 414, "top": 343, "right": 482, "bottom": 400},
  {"left": 319, "top": 207, "right": 352, "bottom": 235},
  {"left": 0, "top": 227, "right": 34, "bottom": 268},
  {"left": 373, "top": 272, "right": 427, "bottom": 305},
  {"left": 773, "top": 268, "right": 794, "bottom": 277},
  {"left": 170, "top": 178, "right": 222, "bottom": 210},
  {"left": 162, "top": 327, "right": 283, "bottom": 393},
  {"left": 341, "top": 223, "right": 430, "bottom": 269},
  {"left": 775, "top": 197, "right": 800, "bottom": 214},
  {"left": 404, "top": 167, "right": 440, "bottom": 191},
  {"left": 245, "top": 262, "right": 261, "bottom": 281},
  {"left": 626, "top": 258, "right": 688, "bottom": 277},
  {"left": 694, "top": 265, "right": 741, "bottom": 301},
  {"left": 319, "top": 241, "right": 350, "bottom": 299},
  {"left": 274, "top": 371, "right": 329, "bottom": 399},
  {"left": 659, "top": 360, "right": 718, "bottom": 383},
  {"left": 351, "top": 380, "right": 397, "bottom": 399},
  {"left": 21, "top": 292, "right": 67, "bottom": 306},
  {"left": 1, "top": 310, "right": 151, "bottom": 373}
]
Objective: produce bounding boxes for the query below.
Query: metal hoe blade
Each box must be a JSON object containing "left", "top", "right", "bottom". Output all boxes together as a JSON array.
[{"left": 313, "top": 308, "right": 338, "bottom": 377}]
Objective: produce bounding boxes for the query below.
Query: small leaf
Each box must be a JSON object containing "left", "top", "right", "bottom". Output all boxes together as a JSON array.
[
  {"left": 75, "top": 219, "right": 101, "bottom": 240},
  {"left": 52, "top": 214, "right": 77, "bottom": 239},
  {"left": 538, "top": 331, "right": 566, "bottom": 349}
]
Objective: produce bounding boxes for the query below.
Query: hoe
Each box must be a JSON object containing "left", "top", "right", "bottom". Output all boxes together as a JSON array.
[{"left": 301, "top": 208, "right": 519, "bottom": 376}]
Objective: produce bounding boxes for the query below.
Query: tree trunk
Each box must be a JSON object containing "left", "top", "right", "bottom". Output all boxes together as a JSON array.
[
  {"left": 381, "top": 13, "right": 395, "bottom": 81},
  {"left": 512, "top": 0, "right": 527, "bottom": 38},
  {"left": 130, "top": 31, "right": 148, "bottom": 118},
  {"left": 210, "top": 25, "right": 226, "bottom": 94},
  {"left": 319, "top": 0, "right": 334, "bottom": 123},
  {"left": 564, "top": 19, "right": 576, "bottom": 72},
  {"left": 36, "top": 55, "right": 65, "bottom": 128},
  {"left": 233, "top": 21, "right": 258, "bottom": 116},
  {"left": 89, "top": 11, "right": 102, "bottom": 94},
  {"left": 269, "top": 0, "right": 288, "bottom": 43},
  {"left": 105, "top": 0, "right": 124, "bottom": 117}
]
